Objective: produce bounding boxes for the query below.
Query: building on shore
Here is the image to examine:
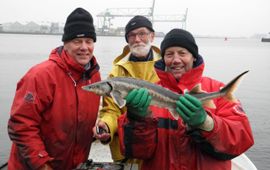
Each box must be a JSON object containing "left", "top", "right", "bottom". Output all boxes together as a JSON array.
[{"left": 0, "top": 21, "right": 64, "bottom": 34}]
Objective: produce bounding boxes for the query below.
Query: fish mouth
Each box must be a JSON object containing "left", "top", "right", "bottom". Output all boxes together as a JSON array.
[{"left": 81, "top": 85, "right": 90, "bottom": 91}]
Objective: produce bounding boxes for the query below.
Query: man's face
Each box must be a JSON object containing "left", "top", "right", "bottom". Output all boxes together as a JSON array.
[
  {"left": 164, "top": 46, "right": 195, "bottom": 80},
  {"left": 127, "top": 27, "right": 154, "bottom": 58},
  {"left": 64, "top": 37, "right": 94, "bottom": 66}
]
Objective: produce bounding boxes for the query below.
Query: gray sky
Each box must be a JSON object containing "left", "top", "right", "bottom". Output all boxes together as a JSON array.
[{"left": 0, "top": 0, "right": 269, "bottom": 37}]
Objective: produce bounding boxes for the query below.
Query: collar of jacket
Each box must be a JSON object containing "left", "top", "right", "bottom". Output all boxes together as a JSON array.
[
  {"left": 156, "top": 63, "right": 205, "bottom": 94},
  {"left": 49, "top": 46, "right": 100, "bottom": 81},
  {"left": 129, "top": 50, "right": 153, "bottom": 62},
  {"left": 113, "top": 45, "right": 161, "bottom": 65},
  {"left": 109, "top": 45, "right": 161, "bottom": 80}
]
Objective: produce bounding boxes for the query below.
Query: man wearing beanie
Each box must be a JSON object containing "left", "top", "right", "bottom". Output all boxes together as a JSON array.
[
  {"left": 7, "top": 7, "right": 101, "bottom": 170},
  {"left": 93, "top": 15, "right": 161, "bottom": 169},
  {"left": 117, "top": 28, "right": 254, "bottom": 170}
]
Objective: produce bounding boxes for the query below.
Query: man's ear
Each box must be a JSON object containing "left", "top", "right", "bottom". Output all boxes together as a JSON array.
[{"left": 150, "top": 32, "right": 155, "bottom": 42}]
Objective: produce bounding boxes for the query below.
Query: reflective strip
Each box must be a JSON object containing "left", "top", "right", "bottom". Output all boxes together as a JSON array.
[
  {"left": 158, "top": 118, "right": 178, "bottom": 130},
  {"left": 124, "top": 123, "right": 134, "bottom": 157}
]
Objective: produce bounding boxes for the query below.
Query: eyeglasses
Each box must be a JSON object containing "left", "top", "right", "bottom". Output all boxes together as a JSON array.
[{"left": 127, "top": 31, "right": 150, "bottom": 41}]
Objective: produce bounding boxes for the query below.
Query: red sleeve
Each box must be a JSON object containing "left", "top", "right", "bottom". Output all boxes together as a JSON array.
[
  {"left": 8, "top": 71, "right": 53, "bottom": 169},
  {"left": 198, "top": 77, "right": 254, "bottom": 157},
  {"left": 202, "top": 98, "right": 254, "bottom": 156}
]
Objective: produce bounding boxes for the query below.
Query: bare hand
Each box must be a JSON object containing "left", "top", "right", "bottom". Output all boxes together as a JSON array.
[
  {"left": 38, "top": 163, "right": 53, "bottom": 170},
  {"left": 92, "top": 120, "right": 111, "bottom": 142}
]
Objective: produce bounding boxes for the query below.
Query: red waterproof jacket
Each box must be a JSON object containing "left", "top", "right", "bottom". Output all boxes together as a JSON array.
[
  {"left": 118, "top": 58, "right": 254, "bottom": 170},
  {"left": 8, "top": 47, "right": 101, "bottom": 170}
]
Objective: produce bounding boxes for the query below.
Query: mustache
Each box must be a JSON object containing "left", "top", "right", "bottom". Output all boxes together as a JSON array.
[{"left": 131, "top": 43, "right": 146, "bottom": 48}]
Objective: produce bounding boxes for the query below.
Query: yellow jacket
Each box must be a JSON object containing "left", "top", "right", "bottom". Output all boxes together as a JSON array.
[{"left": 99, "top": 45, "right": 161, "bottom": 162}]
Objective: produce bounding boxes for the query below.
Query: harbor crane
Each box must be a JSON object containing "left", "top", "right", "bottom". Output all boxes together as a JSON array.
[{"left": 96, "top": 0, "right": 188, "bottom": 35}]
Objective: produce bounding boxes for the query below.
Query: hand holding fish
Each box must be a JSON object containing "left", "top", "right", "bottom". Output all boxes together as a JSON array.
[
  {"left": 176, "top": 94, "right": 214, "bottom": 131},
  {"left": 125, "top": 88, "right": 152, "bottom": 119},
  {"left": 176, "top": 94, "right": 206, "bottom": 126},
  {"left": 82, "top": 71, "right": 249, "bottom": 121}
]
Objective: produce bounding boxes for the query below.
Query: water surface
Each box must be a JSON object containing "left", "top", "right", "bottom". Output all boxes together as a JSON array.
[{"left": 0, "top": 34, "right": 269, "bottom": 169}]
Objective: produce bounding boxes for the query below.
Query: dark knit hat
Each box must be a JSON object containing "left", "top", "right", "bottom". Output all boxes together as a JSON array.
[
  {"left": 125, "top": 15, "right": 154, "bottom": 42},
  {"left": 160, "top": 29, "right": 198, "bottom": 58},
  {"left": 62, "top": 7, "right": 96, "bottom": 42}
]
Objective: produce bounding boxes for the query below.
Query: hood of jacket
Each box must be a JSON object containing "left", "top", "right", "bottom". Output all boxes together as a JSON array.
[
  {"left": 49, "top": 46, "right": 100, "bottom": 82},
  {"left": 109, "top": 45, "right": 161, "bottom": 81},
  {"left": 113, "top": 45, "right": 161, "bottom": 65}
]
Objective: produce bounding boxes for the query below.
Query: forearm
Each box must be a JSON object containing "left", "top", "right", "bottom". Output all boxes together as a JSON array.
[
  {"left": 198, "top": 114, "right": 214, "bottom": 131},
  {"left": 8, "top": 114, "right": 52, "bottom": 169},
  {"left": 209, "top": 115, "right": 253, "bottom": 152},
  {"left": 199, "top": 103, "right": 254, "bottom": 156}
]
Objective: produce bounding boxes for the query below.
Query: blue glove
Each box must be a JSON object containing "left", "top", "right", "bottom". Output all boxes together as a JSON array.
[
  {"left": 125, "top": 88, "right": 152, "bottom": 118},
  {"left": 176, "top": 93, "right": 206, "bottom": 127}
]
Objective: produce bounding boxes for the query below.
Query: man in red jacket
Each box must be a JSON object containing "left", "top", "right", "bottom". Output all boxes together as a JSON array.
[
  {"left": 7, "top": 8, "right": 101, "bottom": 170},
  {"left": 118, "top": 29, "right": 254, "bottom": 170}
]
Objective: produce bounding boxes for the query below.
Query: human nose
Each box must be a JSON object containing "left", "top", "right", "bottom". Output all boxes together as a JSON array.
[
  {"left": 134, "top": 34, "right": 142, "bottom": 42},
  {"left": 172, "top": 55, "right": 183, "bottom": 63},
  {"left": 80, "top": 41, "right": 88, "bottom": 49}
]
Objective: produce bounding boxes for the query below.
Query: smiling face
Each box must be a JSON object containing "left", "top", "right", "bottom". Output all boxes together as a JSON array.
[
  {"left": 127, "top": 27, "right": 154, "bottom": 58},
  {"left": 163, "top": 46, "right": 196, "bottom": 80},
  {"left": 64, "top": 37, "right": 95, "bottom": 66}
]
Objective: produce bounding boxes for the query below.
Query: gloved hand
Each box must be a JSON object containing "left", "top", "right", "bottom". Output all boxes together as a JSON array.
[
  {"left": 176, "top": 93, "right": 206, "bottom": 127},
  {"left": 125, "top": 88, "right": 152, "bottom": 118}
]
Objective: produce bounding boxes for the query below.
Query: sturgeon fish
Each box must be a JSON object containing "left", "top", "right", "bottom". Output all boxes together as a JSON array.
[{"left": 82, "top": 71, "right": 249, "bottom": 119}]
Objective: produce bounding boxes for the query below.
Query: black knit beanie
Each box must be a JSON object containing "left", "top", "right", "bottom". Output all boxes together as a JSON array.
[
  {"left": 160, "top": 29, "right": 198, "bottom": 58},
  {"left": 125, "top": 15, "right": 154, "bottom": 42},
  {"left": 62, "top": 7, "right": 96, "bottom": 42}
]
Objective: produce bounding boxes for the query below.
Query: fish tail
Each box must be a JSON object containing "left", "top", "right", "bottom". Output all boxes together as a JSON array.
[{"left": 220, "top": 70, "right": 249, "bottom": 101}]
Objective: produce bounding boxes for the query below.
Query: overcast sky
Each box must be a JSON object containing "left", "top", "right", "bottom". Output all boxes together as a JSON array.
[{"left": 0, "top": 0, "right": 269, "bottom": 37}]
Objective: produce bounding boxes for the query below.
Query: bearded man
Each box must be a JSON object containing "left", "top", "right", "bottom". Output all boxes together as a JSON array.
[{"left": 92, "top": 15, "right": 161, "bottom": 169}]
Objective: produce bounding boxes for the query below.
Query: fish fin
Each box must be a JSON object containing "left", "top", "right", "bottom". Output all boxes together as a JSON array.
[
  {"left": 221, "top": 70, "right": 249, "bottom": 102},
  {"left": 228, "top": 95, "right": 237, "bottom": 102},
  {"left": 189, "top": 83, "right": 205, "bottom": 94},
  {"left": 202, "top": 99, "right": 216, "bottom": 109},
  {"left": 223, "top": 88, "right": 237, "bottom": 102},
  {"left": 169, "top": 108, "right": 180, "bottom": 120},
  {"left": 110, "top": 90, "right": 126, "bottom": 108}
]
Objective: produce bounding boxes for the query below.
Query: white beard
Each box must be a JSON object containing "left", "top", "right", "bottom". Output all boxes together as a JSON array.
[{"left": 129, "top": 42, "right": 151, "bottom": 58}]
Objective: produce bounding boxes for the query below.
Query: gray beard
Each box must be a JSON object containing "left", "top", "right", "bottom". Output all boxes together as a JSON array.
[{"left": 129, "top": 42, "right": 151, "bottom": 57}]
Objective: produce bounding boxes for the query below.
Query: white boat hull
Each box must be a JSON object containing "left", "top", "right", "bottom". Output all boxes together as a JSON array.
[
  {"left": 89, "top": 142, "right": 257, "bottom": 170},
  {"left": 232, "top": 153, "right": 257, "bottom": 170}
]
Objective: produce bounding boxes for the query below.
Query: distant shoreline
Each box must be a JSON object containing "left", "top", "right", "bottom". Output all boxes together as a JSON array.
[
  {"left": 0, "top": 31, "right": 62, "bottom": 36},
  {"left": 0, "top": 31, "right": 251, "bottom": 39},
  {"left": 0, "top": 31, "right": 128, "bottom": 37}
]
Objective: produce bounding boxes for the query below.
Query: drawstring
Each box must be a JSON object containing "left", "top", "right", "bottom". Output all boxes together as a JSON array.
[{"left": 68, "top": 72, "right": 77, "bottom": 87}]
